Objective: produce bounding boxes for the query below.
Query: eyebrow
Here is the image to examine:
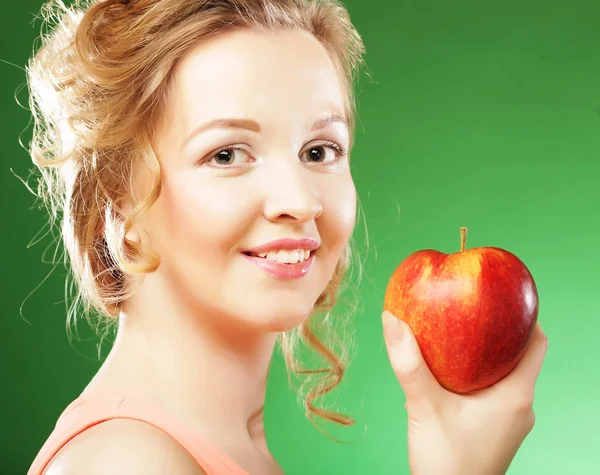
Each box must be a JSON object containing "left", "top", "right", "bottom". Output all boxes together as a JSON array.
[{"left": 184, "top": 113, "right": 348, "bottom": 146}]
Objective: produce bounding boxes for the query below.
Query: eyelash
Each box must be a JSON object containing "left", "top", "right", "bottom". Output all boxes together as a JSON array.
[{"left": 206, "top": 141, "right": 348, "bottom": 166}]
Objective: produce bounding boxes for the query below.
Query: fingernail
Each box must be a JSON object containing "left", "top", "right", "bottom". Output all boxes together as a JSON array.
[{"left": 383, "top": 311, "right": 405, "bottom": 345}]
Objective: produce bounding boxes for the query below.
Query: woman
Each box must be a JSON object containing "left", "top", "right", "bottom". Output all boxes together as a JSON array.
[{"left": 26, "top": 0, "right": 548, "bottom": 474}]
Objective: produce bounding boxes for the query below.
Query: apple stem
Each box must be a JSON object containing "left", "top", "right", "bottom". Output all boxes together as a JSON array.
[{"left": 460, "top": 227, "right": 468, "bottom": 252}]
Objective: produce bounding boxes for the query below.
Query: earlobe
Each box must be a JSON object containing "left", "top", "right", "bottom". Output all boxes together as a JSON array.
[
  {"left": 119, "top": 195, "right": 143, "bottom": 245},
  {"left": 125, "top": 226, "right": 141, "bottom": 244}
]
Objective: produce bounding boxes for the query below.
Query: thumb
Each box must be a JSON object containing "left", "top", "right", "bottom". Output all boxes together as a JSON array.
[{"left": 382, "top": 311, "right": 443, "bottom": 408}]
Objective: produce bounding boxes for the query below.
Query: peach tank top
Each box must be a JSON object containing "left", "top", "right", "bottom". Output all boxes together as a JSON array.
[{"left": 28, "top": 393, "right": 250, "bottom": 475}]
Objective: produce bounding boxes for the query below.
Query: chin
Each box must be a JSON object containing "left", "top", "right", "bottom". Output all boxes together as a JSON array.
[{"left": 235, "top": 298, "right": 318, "bottom": 333}]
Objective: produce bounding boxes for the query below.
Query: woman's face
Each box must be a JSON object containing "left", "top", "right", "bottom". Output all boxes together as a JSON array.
[{"left": 139, "top": 28, "right": 356, "bottom": 332}]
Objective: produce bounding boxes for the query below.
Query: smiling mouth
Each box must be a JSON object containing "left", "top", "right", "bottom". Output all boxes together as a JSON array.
[{"left": 242, "top": 250, "right": 313, "bottom": 264}]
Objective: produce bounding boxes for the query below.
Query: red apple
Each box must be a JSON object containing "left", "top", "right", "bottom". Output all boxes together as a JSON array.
[{"left": 383, "top": 227, "right": 538, "bottom": 394}]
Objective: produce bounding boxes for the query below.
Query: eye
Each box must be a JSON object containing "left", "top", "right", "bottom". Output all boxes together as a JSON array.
[
  {"left": 206, "top": 145, "right": 252, "bottom": 167},
  {"left": 301, "top": 141, "right": 348, "bottom": 164}
]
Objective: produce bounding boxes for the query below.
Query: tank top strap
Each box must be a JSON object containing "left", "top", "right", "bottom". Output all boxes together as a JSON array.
[{"left": 27, "top": 392, "right": 249, "bottom": 475}]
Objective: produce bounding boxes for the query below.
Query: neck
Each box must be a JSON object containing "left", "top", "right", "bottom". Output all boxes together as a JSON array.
[{"left": 91, "top": 271, "right": 280, "bottom": 448}]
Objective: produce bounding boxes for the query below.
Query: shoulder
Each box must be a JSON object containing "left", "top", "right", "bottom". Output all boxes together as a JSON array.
[{"left": 43, "top": 419, "right": 206, "bottom": 475}]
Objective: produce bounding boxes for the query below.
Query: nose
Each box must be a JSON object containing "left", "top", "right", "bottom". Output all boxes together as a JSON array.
[{"left": 262, "top": 161, "right": 323, "bottom": 223}]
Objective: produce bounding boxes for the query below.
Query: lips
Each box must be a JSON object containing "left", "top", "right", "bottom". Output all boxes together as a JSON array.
[{"left": 241, "top": 237, "right": 319, "bottom": 279}]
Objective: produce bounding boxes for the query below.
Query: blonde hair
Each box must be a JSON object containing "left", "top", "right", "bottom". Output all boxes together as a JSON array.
[{"left": 26, "top": 0, "right": 366, "bottom": 438}]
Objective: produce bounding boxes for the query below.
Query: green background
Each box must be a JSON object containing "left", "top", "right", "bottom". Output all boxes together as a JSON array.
[{"left": 2, "top": 0, "right": 599, "bottom": 474}]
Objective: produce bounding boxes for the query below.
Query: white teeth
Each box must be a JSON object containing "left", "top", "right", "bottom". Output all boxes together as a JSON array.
[{"left": 255, "top": 249, "right": 311, "bottom": 264}]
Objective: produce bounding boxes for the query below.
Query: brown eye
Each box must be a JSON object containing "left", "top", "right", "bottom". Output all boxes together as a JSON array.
[
  {"left": 214, "top": 149, "right": 237, "bottom": 165},
  {"left": 207, "top": 145, "right": 250, "bottom": 167},
  {"left": 306, "top": 146, "right": 327, "bottom": 162},
  {"left": 301, "top": 142, "right": 347, "bottom": 164}
]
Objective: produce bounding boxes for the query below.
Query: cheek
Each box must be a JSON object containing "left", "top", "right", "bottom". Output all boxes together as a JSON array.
[
  {"left": 147, "top": 174, "right": 255, "bottom": 260},
  {"left": 321, "top": 178, "right": 357, "bottom": 256}
]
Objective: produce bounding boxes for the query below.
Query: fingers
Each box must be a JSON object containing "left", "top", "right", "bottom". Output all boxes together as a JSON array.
[
  {"left": 493, "top": 321, "right": 549, "bottom": 398},
  {"left": 510, "top": 322, "right": 548, "bottom": 385},
  {"left": 382, "top": 311, "right": 444, "bottom": 410}
]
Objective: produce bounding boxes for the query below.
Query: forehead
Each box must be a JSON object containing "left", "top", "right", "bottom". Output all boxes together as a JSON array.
[{"left": 164, "top": 28, "right": 347, "bottom": 128}]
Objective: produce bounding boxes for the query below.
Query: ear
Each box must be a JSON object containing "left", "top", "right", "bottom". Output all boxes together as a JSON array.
[
  {"left": 118, "top": 159, "right": 156, "bottom": 248},
  {"left": 116, "top": 194, "right": 143, "bottom": 245},
  {"left": 125, "top": 224, "right": 141, "bottom": 244}
]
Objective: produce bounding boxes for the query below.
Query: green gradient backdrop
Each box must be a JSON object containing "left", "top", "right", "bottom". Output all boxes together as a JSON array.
[{"left": 2, "top": 1, "right": 599, "bottom": 474}]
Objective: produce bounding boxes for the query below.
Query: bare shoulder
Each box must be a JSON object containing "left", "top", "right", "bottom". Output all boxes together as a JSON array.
[{"left": 43, "top": 419, "right": 206, "bottom": 475}]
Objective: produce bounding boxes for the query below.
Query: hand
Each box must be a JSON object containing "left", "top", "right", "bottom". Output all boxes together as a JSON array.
[{"left": 382, "top": 311, "right": 548, "bottom": 475}]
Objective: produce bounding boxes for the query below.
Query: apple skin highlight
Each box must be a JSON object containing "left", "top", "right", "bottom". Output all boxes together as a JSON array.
[{"left": 383, "top": 228, "right": 539, "bottom": 394}]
